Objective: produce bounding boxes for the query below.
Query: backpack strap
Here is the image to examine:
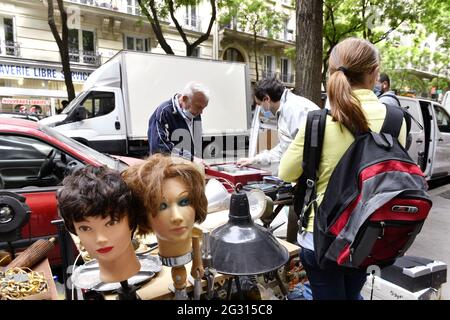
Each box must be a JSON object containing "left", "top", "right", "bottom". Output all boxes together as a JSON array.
[
  {"left": 298, "top": 108, "right": 328, "bottom": 229},
  {"left": 381, "top": 104, "right": 405, "bottom": 138},
  {"left": 381, "top": 93, "right": 424, "bottom": 135},
  {"left": 380, "top": 92, "right": 401, "bottom": 106}
]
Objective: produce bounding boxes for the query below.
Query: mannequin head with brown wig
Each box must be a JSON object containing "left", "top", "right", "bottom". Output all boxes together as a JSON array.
[{"left": 122, "top": 154, "right": 207, "bottom": 259}]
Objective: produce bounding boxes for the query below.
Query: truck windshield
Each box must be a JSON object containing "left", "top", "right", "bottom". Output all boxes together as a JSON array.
[
  {"left": 39, "top": 124, "right": 126, "bottom": 171},
  {"left": 61, "top": 91, "right": 88, "bottom": 115}
]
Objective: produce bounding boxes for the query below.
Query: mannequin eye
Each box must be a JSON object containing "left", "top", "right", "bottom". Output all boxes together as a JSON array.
[
  {"left": 159, "top": 202, "right": 168, "bottom": 211},
  {"left": 179, "top": 198, "right": 190, "bottom": 206},
  {"left": 106, "top": 219, "right": 119, "bottom": 227},
  {"left": 78, "top": 225, "right": 91, "bottom": 232}
]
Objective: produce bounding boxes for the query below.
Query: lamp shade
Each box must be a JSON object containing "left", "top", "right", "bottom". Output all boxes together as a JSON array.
[{"left": 210, "top": 192, "right": 289, "bottom": 276}]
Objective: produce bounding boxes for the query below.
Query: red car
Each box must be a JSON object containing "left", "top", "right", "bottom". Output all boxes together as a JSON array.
[{"left": 0, "top": 118, "right": 142, "bottom": 266}]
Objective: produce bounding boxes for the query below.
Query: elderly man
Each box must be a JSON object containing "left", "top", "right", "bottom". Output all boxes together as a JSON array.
[{"left": 147, "top": 82, "right": 209, "bottom": 160}]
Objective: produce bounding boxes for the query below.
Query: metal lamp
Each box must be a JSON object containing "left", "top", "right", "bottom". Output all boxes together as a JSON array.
[{"left": 210, "top": 192, "right": 289, "bottom": 276}]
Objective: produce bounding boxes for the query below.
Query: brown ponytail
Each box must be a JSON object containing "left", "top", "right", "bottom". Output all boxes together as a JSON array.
[{"left": 327, "top": 38, "right": 380, "bottom": 134}]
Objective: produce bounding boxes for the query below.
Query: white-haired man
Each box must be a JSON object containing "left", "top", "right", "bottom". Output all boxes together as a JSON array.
[{"left": 148, "top": 82, "right": 209, "bottom": 160}]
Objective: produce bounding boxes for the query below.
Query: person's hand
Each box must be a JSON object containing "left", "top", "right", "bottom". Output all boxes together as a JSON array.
[
  {"left": 193, "top": 156, "right": 211, "bottom": 169},
  {"left": 236, "top": 157, "right": 255, "bottom": 167}
]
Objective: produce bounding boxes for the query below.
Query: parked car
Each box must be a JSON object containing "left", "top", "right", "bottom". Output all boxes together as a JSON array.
[
  {"left": 0, "top": 118, "right": 141, "bottom": 266},
  {"left": 0, "top": 112, "right": 40, "bottom": 122},
  {"left": 398, "top": 96, "right": 450, "bottom": 180},
  {"left": 442, "top": 91, "right": 450, "bottom": 113}
]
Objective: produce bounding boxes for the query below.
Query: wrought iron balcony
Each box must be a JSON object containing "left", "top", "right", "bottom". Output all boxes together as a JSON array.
[
  {"left": 0, "top": 40, "right": 20, "bottom": 57},
  {"left": 69, "top": 47, "right": 101, "bottom": 65}
]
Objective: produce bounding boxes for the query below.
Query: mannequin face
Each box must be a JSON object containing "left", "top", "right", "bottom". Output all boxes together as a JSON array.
[
  {"left": 150, "top": 177, "right": 195, "bottom": 244},
  {"left": 73, "top": 215, "right": 133, "bottom": 264}
]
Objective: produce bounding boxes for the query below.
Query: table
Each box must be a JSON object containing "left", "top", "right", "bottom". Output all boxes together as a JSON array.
[{"left": 33, "top": 258, "right": 58, "bottom": 300}]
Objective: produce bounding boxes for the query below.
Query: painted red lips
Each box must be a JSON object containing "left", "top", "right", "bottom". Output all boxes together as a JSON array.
[{"left": 96, "top": 246, "right": 113, "bottom": 254}]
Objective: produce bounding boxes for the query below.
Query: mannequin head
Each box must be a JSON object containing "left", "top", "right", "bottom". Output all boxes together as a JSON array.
[
  {"left": 123, "top": 154, "right": 207, "bottom": 258},
  {"left": 57, "top": 165, "right": 145, "bottom": 283}
]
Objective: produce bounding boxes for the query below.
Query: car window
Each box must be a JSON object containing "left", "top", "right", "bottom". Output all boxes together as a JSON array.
[
  {"left": 0, "top": 135, "right": 52, "bottom": 159},
  {"left": 434, "top": 105, "right": 450, "bottom": 133},
  {"left": 0, "top": 134, "right": 62, "bottom": 189},
  {"left": 80, "top": 91, "right": 115, "bottom": 118}
]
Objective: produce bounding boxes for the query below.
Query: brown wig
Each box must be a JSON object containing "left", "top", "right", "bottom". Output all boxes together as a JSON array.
[
  {"left": 122, "top": 154, "right": 207, "bottom": 234},
  {"left": 57, "top": 165, "right": 142, "bottom": 235},
  {"left": 327, "top": 37, "right": 380, "bottom": 134}
]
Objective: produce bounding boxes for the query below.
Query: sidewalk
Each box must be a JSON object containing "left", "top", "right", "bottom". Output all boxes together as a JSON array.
[{"left": 406, "top": 184, "right": 450, "bottom": 299}]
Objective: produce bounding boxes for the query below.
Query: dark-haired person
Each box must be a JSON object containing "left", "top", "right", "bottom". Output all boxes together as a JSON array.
[
  {"left": 375, "top": 73, "right": 401, "bottom": 108},
  {"left": 279, "top": 38, "right": 407, "bottom": 300},
  {"left": 237, "top": 77, "right": 319, "bottom": 173},
  {"left": 57, "top": 165, "right": 146, "bottom": 283}
]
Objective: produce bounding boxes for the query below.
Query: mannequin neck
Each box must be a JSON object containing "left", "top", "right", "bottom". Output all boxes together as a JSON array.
[{"left": 157, "top": 237, "right": 192, "bottom": 259}]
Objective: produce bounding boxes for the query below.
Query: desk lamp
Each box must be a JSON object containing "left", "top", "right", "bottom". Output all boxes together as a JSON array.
[{"left": 209, "top": 192, "right": 289, "bottom": 296}]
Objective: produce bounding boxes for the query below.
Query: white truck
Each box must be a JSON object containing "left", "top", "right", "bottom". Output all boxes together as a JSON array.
[
  {"left": 399, "top": 96, "right": 450, "bottom": 180},
  {"left": 40, "top": 51, "right": 252, "bottom": 157}
]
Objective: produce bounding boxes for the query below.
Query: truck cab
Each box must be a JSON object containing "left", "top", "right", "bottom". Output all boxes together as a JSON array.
[{"left": 41, "top": 87, "right": 127, "bottom": 155}]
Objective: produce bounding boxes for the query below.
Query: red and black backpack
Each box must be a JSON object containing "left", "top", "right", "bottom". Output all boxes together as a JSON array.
[{"left": 293, "top": 104, "right": 432, "bottom": 270}]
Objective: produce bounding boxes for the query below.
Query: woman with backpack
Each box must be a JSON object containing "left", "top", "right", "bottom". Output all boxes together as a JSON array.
[{"left": 279, "top": 37, "right": 407, "bottom": 300}]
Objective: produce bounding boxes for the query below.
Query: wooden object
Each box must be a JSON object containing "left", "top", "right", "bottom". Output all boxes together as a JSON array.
[
  {"left": 7, "top": 238, "right": 55, "bottom": 269},
  {"left": 191, "top": 228, "right": 204, "bottom": 280},
  {"left": 171, "top": 265, "right": 187, "bottom": 291}
]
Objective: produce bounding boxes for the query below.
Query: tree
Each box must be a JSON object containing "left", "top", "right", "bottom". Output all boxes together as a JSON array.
[
  {"left": 321, "top": 0, "right": 425, "bottom": 87},
  {"left": 379, "top": 28, "right": 450, "bottom": 96},
  {"left": 47, "top": 0, "right": 76, "bottom": 102},
  {"left": 219, "top": 0, "right": 284, "bottom": 81},
  {"left": 137, "top": 0, "right": 217, "bottom": 57},
  {"left": 295, "top": 0, "right": 323, "bottom": 106}
]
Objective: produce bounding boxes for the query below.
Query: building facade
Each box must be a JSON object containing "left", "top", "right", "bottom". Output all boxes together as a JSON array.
[{"left": 0, "top": 0, "right": 296, "bottom": 116}]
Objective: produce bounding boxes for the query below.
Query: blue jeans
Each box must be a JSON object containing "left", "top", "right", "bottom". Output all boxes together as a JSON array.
[{"left": 299, "top": 247, "right": 367, "bottom": 300}]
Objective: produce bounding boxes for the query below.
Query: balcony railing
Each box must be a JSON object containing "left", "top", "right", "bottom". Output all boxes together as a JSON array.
[
  {"left": 260, "top": 70, "right": 294, "bottom": 84},
  {"left": 69, "top": 47, "right": 101, "bottom": 65},
  {"left": 67, "top": 0, "right": 122, "bottom": 12},
  {"left": 183, "top": 16, "right": 202, "bottom": 32},
  {"left": 0, "top": 40, "right": 20, "bottom": 57},
  {"left": 280, "top": 72, "right": 294, "bottom": 84},
  {"left": 262, "top": 70, "right": 277, "bottom": 79}
]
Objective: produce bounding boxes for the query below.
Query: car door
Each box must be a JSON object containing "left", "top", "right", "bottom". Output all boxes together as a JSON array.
[
  {"left": 68, "top": 88, "right": 127, "bottom": 154},
  {"left": 0, "top": 134, "right": 57, "bottom": 189},
  {"left": 431, "top": 104, "right": 450, "bottom": 178},
  {"left": 399, "top": 98, "right": 427, "bottom": 173},
  {"left": 0, "top": 134, "right": 69, "bottom": 265}
]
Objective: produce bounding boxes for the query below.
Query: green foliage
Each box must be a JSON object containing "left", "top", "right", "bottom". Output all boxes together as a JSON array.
[
  {"left": 318, "top": 0, "right": 449, "bottom": 87},
  {"left": 219, "top": 0, "right": 285, "bottom": 37},
  {"left": 378, "top": 26, "right": 450, "bottom": 95}
]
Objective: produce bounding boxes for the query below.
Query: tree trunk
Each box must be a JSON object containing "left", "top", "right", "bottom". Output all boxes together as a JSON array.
[
  {"left": 253, "top": 30, "right": 259, "bottom": 81},
  {"left": 138, "top": 0, "right": 174, "bottom": 55},
  {"left": 295, "top": 0, "right": 323, "bottom": 106},
  {"left": 48, "top": 0, "right": 76, "bottom": 102}
]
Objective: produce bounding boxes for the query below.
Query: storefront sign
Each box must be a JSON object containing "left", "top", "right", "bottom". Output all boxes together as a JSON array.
[
  {"left": 0, "top": 61, "right": 91, "bottom": 82},
  {"left": 2, "top": 98, "right": 50, "bottom": 106}
]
